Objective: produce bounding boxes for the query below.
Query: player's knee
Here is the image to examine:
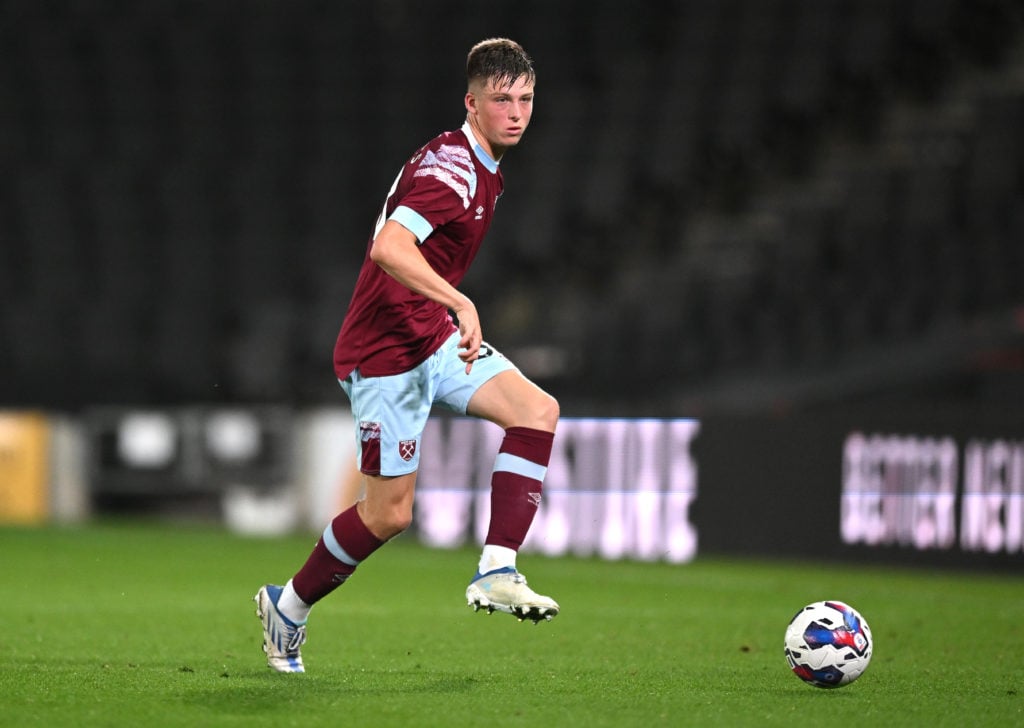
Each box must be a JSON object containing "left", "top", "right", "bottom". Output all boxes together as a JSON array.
[
  {"left": 515, "top": 390, "right": 558, "bottom": 431},
  {"left": 377, "top": 504, "right": 413, "bottom": 540},
  {"left": 534, "top": 391, "right": 560, "bottom": 431},
  {"left": 359, "top": 496, "right": 414, "bottom": 540},
  {"left": 390, "top": 506, "right": 415, "bottom": 536}
]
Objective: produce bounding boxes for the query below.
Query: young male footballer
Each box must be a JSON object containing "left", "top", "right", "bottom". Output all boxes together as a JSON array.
[{"left": 255, "top": 38, "right": 560, "bottom": 673}]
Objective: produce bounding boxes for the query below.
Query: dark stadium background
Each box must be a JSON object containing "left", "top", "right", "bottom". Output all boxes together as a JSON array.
[{"left": 2, "top": 0, "right": 1022, "bottom": 568}]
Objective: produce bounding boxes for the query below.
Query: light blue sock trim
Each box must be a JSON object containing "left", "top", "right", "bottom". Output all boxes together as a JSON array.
[
  {"left": 493, "top": 451, "right": 547, "bottom": 482},
  {"left": 322, "top": 523, "right": 360, "bottom": 567}
]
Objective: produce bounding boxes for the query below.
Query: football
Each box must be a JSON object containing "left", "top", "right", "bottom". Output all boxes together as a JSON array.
[{"left": 784, "top": 600, "right": 873, "bottom": 688}]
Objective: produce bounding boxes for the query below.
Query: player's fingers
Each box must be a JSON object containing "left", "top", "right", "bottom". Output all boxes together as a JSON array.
[
  {"left": 458, "top": 327, "right": 481, "bottom": 354},
  {"left": 458, "top": 334, "right": 480, "bottom": 374},
  {"left": 459, "top": 348, "right": 476, "bottom": 374}
]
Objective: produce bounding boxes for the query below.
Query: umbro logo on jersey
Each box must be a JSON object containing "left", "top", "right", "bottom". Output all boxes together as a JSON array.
[{"left": 474, "top": 205, "right": 485, "bottom": 220}]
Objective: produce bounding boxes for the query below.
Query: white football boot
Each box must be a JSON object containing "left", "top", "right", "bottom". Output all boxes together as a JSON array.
[
  {"left": 466, "top": 567, "right": 559, "bottom": 623},
  {"left": 254, "top": 584, "right": 307, "bottom": 673}
]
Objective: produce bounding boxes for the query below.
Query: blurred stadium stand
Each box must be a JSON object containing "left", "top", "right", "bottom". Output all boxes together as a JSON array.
[{"left": 1, "top": 0, "right": 1023, "bottom": 414}]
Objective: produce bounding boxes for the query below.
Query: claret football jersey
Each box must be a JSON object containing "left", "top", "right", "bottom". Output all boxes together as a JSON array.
[{"left": 333, "top": 121, "right": 504, "bottom": 380}]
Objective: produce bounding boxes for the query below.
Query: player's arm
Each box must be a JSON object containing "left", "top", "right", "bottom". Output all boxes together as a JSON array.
[{"left": 370, "top": 219, "right": 482, "bottom": 371}]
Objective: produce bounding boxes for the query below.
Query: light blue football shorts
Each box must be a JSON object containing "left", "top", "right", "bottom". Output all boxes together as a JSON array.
[{"left": 340, "top": 331, "right": 517, "bottom": 477}]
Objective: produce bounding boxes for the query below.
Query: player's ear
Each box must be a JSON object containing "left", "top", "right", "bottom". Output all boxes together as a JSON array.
[{"left": 464, "top": 91, "right": 477, "bottom": 116}]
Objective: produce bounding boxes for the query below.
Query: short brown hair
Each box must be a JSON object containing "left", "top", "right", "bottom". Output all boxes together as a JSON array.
[{"left": 466, "top": 38, "right": 535, "bottom": 90}]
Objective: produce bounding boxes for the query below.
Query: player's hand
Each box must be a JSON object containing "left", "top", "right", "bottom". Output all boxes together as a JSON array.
[{"left": 453, "top": 301, "right": 482, "bottom": 374}]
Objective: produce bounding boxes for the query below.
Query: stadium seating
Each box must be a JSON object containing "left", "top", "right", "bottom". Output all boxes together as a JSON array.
[{"left": 2, "top": 0, "right": 1021, "bottom": 411}]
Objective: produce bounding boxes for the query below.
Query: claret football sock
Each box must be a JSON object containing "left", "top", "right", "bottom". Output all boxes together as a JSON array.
[
  {"left": 291, "top": 505, "right": 384, "bottom": 606},
  {"left": 484, "top": 426, "right": 554, "bottom": 551}
]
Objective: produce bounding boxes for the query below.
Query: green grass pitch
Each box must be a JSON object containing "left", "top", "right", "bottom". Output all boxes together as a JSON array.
[{"left": 1, "top": 522, "right": 1022, "bottom": 727}]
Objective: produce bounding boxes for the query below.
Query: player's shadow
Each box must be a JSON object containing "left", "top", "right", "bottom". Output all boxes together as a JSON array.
[{"left": 190, "top": 667, "right": 482, "bottom": 703}]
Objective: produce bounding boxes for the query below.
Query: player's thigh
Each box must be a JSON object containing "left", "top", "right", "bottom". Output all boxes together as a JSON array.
[
  {"left": 433, "top": 337, "right": 557, "bottom": 430},
  {"left": 466, "top": 368, "right": 559, "bottom": 431}
]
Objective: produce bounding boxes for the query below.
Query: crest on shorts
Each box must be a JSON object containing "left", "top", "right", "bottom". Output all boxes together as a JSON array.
[{"left": 399, "top": 439, "right": 417, "bottom": 461}]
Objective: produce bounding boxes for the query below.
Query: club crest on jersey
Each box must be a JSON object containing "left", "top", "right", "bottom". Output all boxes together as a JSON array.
[{"left": 399, "top": 439, "right": 417, "bottom": 461}]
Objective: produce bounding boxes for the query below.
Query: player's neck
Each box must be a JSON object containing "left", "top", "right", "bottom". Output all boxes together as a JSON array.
[{"left": 464, "top": 117, "right": 505, "bottom": 163}]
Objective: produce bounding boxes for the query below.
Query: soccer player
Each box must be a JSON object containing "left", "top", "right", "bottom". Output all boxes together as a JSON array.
[{"left": 255, "top": 38, "right": 560, "bottom": 673}]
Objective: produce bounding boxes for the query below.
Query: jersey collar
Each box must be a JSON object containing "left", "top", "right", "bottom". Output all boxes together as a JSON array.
[{"left": 461, "top": 121, "right": 500, "bottom": 173}]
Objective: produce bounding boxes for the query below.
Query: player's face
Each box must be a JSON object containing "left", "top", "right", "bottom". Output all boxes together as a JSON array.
[{"left": 465, "top": 75, "right": 534, "bottom": 160}]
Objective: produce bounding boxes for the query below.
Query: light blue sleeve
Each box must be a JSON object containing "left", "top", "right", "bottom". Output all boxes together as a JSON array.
[{"left": 390, "top": 205, "right": 434, "bottom": 244}]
